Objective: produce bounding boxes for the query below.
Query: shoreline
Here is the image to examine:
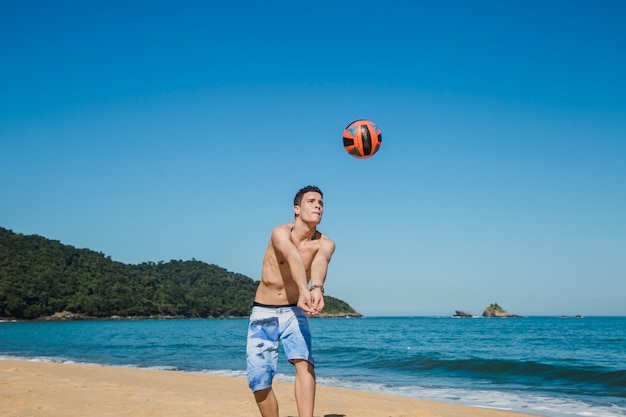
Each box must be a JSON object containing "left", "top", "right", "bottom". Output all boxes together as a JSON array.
[
  {"left": 0, "top": 311, "right": 363, "bottom": 322},
  {"left": 1, "top": 359, "right": 541, "bottom": 417}
]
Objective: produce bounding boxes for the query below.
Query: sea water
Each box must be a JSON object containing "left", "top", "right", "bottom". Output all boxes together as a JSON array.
[{"left": 1, "top": 316, "right": 625, "bottom": 417}]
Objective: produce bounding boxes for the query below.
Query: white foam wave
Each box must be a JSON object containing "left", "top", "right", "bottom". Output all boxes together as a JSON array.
[{"left": 314, "top": 376, "right": 626, "bottom": 417}]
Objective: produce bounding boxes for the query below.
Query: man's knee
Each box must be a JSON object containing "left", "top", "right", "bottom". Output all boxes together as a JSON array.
[
  {"left": 254, "top": 387, "right": 273, "bottom": 402},
  {"left": 292, "top": 359, "right": 315, "bottom": 375}
]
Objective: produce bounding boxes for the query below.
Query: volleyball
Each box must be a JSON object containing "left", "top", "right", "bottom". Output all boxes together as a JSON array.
[{"left": 342, "top": 119, "right": 382, "bottom": 159}]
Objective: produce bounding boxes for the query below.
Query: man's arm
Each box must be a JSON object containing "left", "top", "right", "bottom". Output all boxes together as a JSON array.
[
  {"left": 309, "top": 238, "right": 336, "bottom": 314},
  {"left": 270, "top": 225, "right": 315, "bottom": 314}
]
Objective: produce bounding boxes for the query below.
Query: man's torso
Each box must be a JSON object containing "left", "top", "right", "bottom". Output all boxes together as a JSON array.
[{"left": 255, "top": 224, "right": 325, "bottom": 305}]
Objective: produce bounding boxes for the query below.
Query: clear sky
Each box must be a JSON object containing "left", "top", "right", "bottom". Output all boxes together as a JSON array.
[{"left": 2, "top": 1, "right": 625, "bottom": 316}]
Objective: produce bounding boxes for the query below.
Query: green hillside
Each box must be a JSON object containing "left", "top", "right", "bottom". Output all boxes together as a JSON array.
[{"left": 0, "top": 227, "right": 360, "bottom": 320}]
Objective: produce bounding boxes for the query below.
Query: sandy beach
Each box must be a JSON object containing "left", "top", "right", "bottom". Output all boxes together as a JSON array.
[{"left": 0, "top": 359, "right": 541, "bottom": 417}]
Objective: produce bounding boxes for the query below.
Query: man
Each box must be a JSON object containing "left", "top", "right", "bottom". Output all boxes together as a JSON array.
[{"left": 246, "top": 185, "right": 335, "bottom": 417}]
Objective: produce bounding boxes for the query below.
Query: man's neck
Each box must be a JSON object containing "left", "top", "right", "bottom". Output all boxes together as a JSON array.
[{"left": 292, "top": 220, "right": 317, "bottom": 242}]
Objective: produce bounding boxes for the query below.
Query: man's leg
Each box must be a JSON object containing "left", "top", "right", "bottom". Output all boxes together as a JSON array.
[
  {"left": 247, "top": 308, "right": 280, "bottom": 416},
  {"left": 293, "top": 359, "right": 316, "bottom": 417},
  {"left": 254, "top": 387, "right": 279, "bottom": 417}
]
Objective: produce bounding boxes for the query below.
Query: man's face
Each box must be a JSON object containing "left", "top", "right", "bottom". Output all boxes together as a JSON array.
[{"left": 295, "top": 191, "right": 324, "bottom": 223}]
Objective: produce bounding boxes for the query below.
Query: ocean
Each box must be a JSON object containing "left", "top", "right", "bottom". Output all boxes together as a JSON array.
[{"left": 1, "top": 316, "right": 624, "bottom": 417}]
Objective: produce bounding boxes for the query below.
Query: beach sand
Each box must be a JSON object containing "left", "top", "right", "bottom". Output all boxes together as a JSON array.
[{"left": 1, "top": 359, "right": 539, "bottom": 417}]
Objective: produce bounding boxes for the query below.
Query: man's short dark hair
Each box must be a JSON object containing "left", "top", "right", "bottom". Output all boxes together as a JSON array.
[{"left": 294, "top": 185, "right": 323, "bottom": 207}]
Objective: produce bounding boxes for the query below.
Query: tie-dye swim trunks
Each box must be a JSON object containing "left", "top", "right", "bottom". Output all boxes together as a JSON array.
[{"left": 246, "top": 303, "right": 314, "bottom": 392}]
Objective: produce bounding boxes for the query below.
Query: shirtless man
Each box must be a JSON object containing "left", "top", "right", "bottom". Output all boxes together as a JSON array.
[{"left": 246, "top": 185, "right": 335, "bottom": 417}]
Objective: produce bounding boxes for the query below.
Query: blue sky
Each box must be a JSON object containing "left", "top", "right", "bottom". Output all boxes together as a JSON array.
[{"left": 2, "top": 1, "right": 625, "bottom": 316}]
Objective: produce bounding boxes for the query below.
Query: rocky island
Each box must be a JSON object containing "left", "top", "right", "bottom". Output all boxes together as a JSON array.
[
  {"left": 452, "top": 303, "right": 519, "bottom": 318},
  {"left": 482, "top": 303, "right": 519, "bottom": 317}
]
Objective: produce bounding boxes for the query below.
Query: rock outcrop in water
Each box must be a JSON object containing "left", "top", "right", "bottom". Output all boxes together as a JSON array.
[{"left": 482, "top": 303, "right": 519, "bottom": 317}]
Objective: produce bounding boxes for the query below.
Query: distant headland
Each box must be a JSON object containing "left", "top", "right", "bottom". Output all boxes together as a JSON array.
[{"left": 0, "top": 226, "right": 362, "bottom": 321}]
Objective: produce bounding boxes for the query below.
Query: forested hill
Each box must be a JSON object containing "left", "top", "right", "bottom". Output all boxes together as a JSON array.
[{"left": 0, "top": 227, "right": 360, "bottom": 320}]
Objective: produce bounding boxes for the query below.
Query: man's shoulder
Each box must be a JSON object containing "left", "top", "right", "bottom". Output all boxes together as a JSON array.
[
  {"left": 270, "top": 222, "right": 295, "bottom": 240},
  {"left": 317, "top": 232, "right": 336, "bottom": 250},
  {"left": 272, "top": 222, "right": 295, "bottom": 233}
]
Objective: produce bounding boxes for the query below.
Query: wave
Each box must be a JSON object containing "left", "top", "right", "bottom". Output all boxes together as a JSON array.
[
  {"left": 370, "top": 355, "right": 626, "bottom": 396},
  {"left": 312, "top": 375, "right": 626, "bottom": 417}
]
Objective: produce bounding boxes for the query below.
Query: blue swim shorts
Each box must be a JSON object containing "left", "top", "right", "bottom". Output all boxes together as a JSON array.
[{"left": 246, "top": 304, "right": 314, "bottom": 392}]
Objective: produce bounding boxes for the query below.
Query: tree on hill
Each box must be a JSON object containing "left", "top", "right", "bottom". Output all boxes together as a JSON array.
[{"left": 0, "top": 227, "right": 360, "bottom": 320}]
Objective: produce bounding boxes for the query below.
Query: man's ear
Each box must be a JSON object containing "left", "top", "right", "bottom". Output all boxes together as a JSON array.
[{"left": 293, "top": 205, "right": 300, "bottom": 217}]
